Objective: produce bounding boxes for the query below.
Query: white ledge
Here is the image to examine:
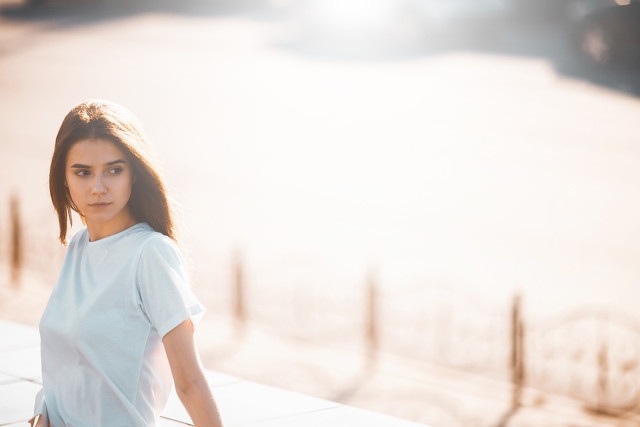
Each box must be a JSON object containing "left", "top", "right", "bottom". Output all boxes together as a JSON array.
[{"left": 0, "top": 319, "right": 426, "bottom": 427}]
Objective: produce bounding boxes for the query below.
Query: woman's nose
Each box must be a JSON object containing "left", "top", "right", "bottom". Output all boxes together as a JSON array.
[{"left": 91, "top": 176, "right": 106, "bottom": 194}]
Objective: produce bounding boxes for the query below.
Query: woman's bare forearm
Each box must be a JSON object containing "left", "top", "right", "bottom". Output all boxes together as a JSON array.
[{"left": 177, "top": 377, "right": 224, "bottom": 427}]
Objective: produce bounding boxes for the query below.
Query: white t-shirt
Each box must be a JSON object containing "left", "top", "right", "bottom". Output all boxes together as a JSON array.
[{"left": 35, "top": 222, "right": 205, "bottom": 426}]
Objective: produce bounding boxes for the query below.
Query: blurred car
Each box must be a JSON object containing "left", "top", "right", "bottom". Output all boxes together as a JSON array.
[{"left": 573, "top": 0, "right": 640, "bottom": 66}]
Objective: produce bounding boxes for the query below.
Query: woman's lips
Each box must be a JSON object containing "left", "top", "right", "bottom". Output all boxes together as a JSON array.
[{"left": 88, "top": 202, "right": 111, "bottom": 208}]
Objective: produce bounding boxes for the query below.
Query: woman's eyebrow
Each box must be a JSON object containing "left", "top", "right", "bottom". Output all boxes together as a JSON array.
[
  {"left": 105, "top": 159, "right": 126, "bottom": 166},
  {"left": 69, "top": 159, "right": 126, "bottom": 168}
]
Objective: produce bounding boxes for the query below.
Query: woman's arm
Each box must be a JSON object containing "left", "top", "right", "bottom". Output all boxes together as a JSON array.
[{"left": 163, "top": 319, "right": 224, "bottom": 427}]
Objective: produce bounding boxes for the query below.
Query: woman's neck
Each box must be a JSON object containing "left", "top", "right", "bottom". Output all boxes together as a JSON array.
[{"left": 86, "top": 210, "right": 137, "bottom": 242}]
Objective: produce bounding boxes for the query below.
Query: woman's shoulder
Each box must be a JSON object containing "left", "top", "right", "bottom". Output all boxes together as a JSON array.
[
  {"left": 135, "top": 226, "right": 187, "bottom": 282},
  {"left": 137, "top": 225, "right": 176, "bottom": 248},
  {"left": 136, "top": 225, "right": 182, "bottom": 261},
  {"left": 112, "top": 222, "right": 173, "bottom": 249}
]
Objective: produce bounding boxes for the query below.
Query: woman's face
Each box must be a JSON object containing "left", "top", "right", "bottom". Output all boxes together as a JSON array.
[{"left": 65, "top": 138, "right": 135, "bottom": 237}]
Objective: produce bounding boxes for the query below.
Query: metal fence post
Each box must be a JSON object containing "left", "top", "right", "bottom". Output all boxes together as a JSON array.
[
  {"left": 497, "top": 294, "right": 526, "bottom": 426},
  {"left": 365, "top": 269, "right": 379, "bottom": 362},
  {"left": 9, "top": 194, "right": 23, "bottom": 287},
  {"left": 511, "top": 294, "right": 525, "bottom": 407}
]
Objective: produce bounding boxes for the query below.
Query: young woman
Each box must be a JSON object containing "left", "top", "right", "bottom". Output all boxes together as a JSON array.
[{"left": 30, "top": 100, "right": 224, "bottom": 426}]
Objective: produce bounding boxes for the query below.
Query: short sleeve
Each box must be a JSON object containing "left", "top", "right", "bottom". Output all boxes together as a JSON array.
[{"left": 136, "top": 235, "right": 205, "bottom": 339}]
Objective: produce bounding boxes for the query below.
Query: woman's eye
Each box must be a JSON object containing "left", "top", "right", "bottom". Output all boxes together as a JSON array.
[
  {"left": 109, "top": 167, "right": 124, "bottom": 175},
  {"left": 74, "top": 170, "right": 91, "bottom": 177}
]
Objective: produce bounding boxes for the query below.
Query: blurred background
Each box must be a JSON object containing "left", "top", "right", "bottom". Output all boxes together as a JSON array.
[{"left": 1, "top": 0, "right": 640, "bottom": 425}]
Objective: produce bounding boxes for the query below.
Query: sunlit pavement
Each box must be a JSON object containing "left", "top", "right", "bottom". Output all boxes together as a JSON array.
[{"left": 2, "top": 2, "right": 640, "bottom": 425}]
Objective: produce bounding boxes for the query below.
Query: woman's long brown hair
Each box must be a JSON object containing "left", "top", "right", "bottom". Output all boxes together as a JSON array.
[{"left": 49, "top": 100, "right": 176, "bottom": 244}]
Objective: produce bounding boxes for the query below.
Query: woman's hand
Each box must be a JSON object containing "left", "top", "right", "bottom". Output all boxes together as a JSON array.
[
  {"left": 28, "top": 414, "right": 43, "bottom": 427},
  {"left": 163, "top": 319, "right": 224, "bottom": 427}
]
